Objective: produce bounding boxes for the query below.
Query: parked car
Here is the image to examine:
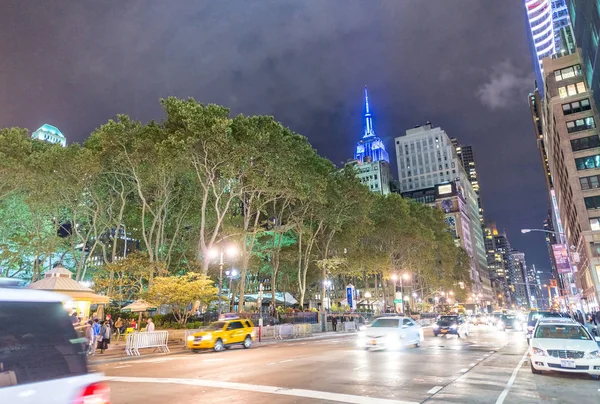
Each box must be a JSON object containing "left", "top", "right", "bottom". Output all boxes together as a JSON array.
[
  {"left": 530, "top": 317, "right": 600, "bottom": 377},
  {"left": 357, "top": 316, "right": 423, "bottom": 350},
  {"left": 526, "top": 311, "right": 563, "bottom": 342},
  {"left": 0, "top": 287, "right": 109, "bottom": 404},
  {"left": 187, "top": 318, "right": 255, "bottom": 352}
]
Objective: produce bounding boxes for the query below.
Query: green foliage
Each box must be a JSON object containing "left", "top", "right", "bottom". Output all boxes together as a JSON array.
[{"left": 0, "top": 97, "right": 474, "bottom": 311}]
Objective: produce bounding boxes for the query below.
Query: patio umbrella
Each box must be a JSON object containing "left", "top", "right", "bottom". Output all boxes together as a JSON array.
[{"left": 121, "top": 299, "right": 157, "bottom": 327}]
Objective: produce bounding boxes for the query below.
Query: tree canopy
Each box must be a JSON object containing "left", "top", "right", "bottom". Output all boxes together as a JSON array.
[{"left": 0, "top": 97, "right": 471, "bottom": 314}]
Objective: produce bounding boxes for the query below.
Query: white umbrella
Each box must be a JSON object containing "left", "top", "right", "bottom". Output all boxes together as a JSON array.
[{"left": 121, "top": 300, "right": 157, "bottom": 327}]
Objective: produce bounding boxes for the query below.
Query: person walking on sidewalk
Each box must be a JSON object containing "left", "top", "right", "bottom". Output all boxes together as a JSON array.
[
  {"left": 91, "top": 319, "right": 101, "bottom": 355},
  {"left": 99, "top": 320, "right": 111, "bottom": 354},
  {"left": 331, "top": 316, "right": 338, "bottom": 332},
  {"left": 84, "top": 320, "right": 94, "bottom": 355},
  {"left": 146, "top": 318, "right": 155, "bottom": 332}
]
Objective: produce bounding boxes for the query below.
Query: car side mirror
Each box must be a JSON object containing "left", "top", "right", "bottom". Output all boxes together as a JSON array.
[
  {"left": 402, "top": 325, "right": 408, "bottom": 329},
  {"left": 595, "top": 336, "right": 600, "bottom": 342}
]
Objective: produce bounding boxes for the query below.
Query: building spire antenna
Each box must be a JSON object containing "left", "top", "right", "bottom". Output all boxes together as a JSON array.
[{"left": 364, "top": 86, "right": 374, "bottom": 137}]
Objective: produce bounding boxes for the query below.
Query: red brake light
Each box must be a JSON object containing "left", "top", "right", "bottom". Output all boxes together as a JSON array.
[{"left": 73, "top": 382, "right": 110, "bottom": 404}]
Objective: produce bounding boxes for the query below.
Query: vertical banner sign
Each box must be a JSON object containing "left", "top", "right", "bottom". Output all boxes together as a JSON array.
[
  {"left": 346, "top": 284, "right": 355, "bottom": 310},
  {"left": 552, "top": 244, "right": 571, "bottom": 274}
]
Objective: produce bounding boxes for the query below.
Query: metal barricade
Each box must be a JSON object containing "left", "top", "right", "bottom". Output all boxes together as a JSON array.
[
  {"left": 277, "top": 323, "right": 295, "bottom": 339},
  {"left": 125, "top": 331, "right": 170, "bottom": 356}
]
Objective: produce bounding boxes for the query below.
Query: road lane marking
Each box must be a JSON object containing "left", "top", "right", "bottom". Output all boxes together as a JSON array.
[
  {"left": 459, "top": 368, "right": 469, "bottom": 373},
  {"left": 114, "top": 365, "right": 131, "bottom": 369},
  {"left": 483, "top": 354, "right": 490, "bottom": 357},
  {"left": 267, "top": 362, "right": 276, "bottom": 366},
  {"left": 279, "top": 359, "right": 293, "bottom": 363},
  {"left": 468, "top": 363, "right": 476, "bottom": 367},
  {"left": 495, "top": 351, "right": 528, "bottom": 404},
  {"left": 353, "top": 365, "right": 366, "bottom": 370},
  {"left": 106, "top": 376, "right": 420, "bottom": 404},
  {"left": 427, "top": 386, "right": 443, "bottom": 394}
]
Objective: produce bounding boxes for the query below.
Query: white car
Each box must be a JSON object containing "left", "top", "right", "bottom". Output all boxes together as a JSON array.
[
  {"left": 530, "top": 317, "right": 600, "bottom": 377},
  {"left": 0, "top": 285, "right": 109, "bottom": 404},
  {"left": 358, "top": 316, "right": 423, "bottom": 350}
]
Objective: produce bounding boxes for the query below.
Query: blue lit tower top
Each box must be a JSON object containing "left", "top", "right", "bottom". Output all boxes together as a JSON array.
[{"left": 355, "top": 86, "right": 389, "bottom": 163}]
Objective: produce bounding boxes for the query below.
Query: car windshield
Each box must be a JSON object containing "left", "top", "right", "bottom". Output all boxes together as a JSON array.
[
  {"left": 534, "top": 324, "right": 591, "bottom": 340},
  {"left": 438, "top": 316, "right": 457, "bottom": 323},
  {"left": 504, "top": 315, "right": 516, "bottom": 320},
  {"left": 206, "top": 322, "right": 226, "bottom": 330},
  {"left": 371, "top": 318, "right": 399, "bottom": 328},
  {"left": 528, "top": 312, "right": 561, "bottom": 325}
]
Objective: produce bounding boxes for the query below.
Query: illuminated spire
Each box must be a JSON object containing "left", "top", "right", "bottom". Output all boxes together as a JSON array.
[{"left": 364, "top": 86, "right": 375, "bottom": 138}]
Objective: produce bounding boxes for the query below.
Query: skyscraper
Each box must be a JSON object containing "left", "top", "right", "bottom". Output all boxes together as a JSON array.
[
  {"left": 349, "top": 87, "right": 392, "bottom": 195},
  {"left": 452, "top": 140, "right": 484, "bottom": 224},
  {"left": 355, "top": 87, "right": 389, "bottom": 164},
  {"left": 524, "top": 0, "right": 576, "bottom": 91},
  {"left": 395, "top": 124, "right": 493, "bottom": 305},
  {"left": 31, "top": 124, "right": 66, "bottom": 147},
  {"left": 567, "top": 0, "right": 600, "bottom": 109},
  {"left": 510, "top": 250, "right": 531, "bottom": 308}
]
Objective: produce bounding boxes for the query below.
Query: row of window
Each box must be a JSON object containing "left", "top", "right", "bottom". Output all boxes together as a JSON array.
[
  {"left": 562, "top": 98, "right": 591, "bottom": 115},
  {"left": 580, "top": 175, "right": 600, "bottom": 190},
  {"left": 554, "top": 64, "right": 582, "bottom": 81},
  {"left": 567, "top": 117, "right": 596, "bottom": 133},
  {"left": 558, "top": 81, "right": 586, "bottom": 98},
  {"left": 575, "top": 154, "right": 600, "bottom": 171},
  {"left": 585, "top": 195, "right": 600, "bottom": 210},
  {"left": 571, "top": 135, "right": 600, "bottom": 152}
]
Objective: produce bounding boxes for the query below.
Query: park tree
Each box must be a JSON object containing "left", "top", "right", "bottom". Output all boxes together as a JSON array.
[{"left": 145, "top": 272, "right": 218, "bottom": 325}]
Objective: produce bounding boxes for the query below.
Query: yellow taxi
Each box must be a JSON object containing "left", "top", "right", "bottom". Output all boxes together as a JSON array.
[{"left": 187, "top": 318, "right": 255, "bottom": 352}]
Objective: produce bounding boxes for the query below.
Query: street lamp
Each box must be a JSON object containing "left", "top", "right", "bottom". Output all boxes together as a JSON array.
[
  {"left": 520, "top": 228, "right": 556, "bottom": 234},
  {"left": 209, "top": 244, "right": 238, "bottom": 315}
]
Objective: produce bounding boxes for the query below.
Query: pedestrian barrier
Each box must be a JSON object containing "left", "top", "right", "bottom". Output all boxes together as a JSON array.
[
  {"left": 125, "top": 331, "right": 170, "bottom": 356},
  {"left": 344, "top": 321, "right": 357, "bottom": 332}
]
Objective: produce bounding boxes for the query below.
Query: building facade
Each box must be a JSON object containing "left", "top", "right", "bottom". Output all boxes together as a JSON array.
[
  {"left": 395, "top": 124, "right": 493, "bottom": 304},
  {"left": 31, "top": 124, "right": 66, "bottom": 147},
  {"left": 452, "top": 140, "right": 484, "bottom": 224},
  {"left": 567, "top": 0, "right": 600, "bottom": 109},
  {"left": 347, "top": 159, "right": 392, "bottom": 195},
  {"left": 524, "top": 0, "right": 575, "bottom": 90},
  {"left": 542, "top": 50, "right": 600, "bottom": 310},
  {"left": 510, "top": 250, "right": 531, "bottom": 308}
]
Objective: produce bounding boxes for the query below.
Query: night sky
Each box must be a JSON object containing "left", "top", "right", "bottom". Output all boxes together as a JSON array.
[{"left": 0, "top": 0, "right": 552, "bottom": 278}]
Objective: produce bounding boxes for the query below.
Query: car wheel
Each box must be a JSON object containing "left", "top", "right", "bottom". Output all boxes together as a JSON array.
[
  {"left": 243, "top": 336, "right": 252, "bottom": 349},
  {"left": 530, "top": 362, "right": 542, "bottom": 375},
  {"left": 414, "top": 341, "right": 421, "bottom": 348},
  {"left": 213, "top": 339, "right": 225, "bottom": 352}
]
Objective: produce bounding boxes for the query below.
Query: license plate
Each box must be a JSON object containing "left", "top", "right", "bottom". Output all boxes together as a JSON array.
[
  {"left": 560, "top": 360, "right": 576, "bottom": 368},
  {"left": 370, "top": 339, "right": 377, "bottom": 345},
  {"left": 441, "top": 330, "right": 448, "bottom": 333}
]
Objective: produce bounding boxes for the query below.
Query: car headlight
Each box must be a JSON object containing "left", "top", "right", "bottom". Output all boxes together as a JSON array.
[
  {"left": 433, "top": 324, "right": 439, "bottom": 329},
  {"left": 204, "top": 333, "right": 213, "bottom": 340},
  {"left": 187, "top": 336, "right": 195, "bottom": 342},
  {"left": 532, "top": 347, "right": 546, "bottom": 356},
  {"left": 450, "top": 324, "right": 457, "bottom": 330},
  {"left": 584, "top": 350, "right": 600, "bottom": 359}
]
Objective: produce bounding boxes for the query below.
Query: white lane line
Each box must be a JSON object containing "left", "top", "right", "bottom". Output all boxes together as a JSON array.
[
  {"left": 459, "top": 368, "right": 469, "bottom": 373},
  {"left": 114, "top": 365, "right": 131, "bottom": 369},
  {"left": 427, "top": 386, "right": 443, "bottom": 395},
  {"left": 279, "top": 359, "right": 293, "bottom": 363},
  {"left": 495, "top": 351, "right": 528, "bottom": 404},
  {"left": 469, "top": 363, "right": 476, "bottom": 367},
  {"left": 266, "top": 362, "right": 276, "bottom": 366},
  {"left": 353, "top": 365, "right": 366, "bottom": 371},
  {"left": 106, "top": 376, "right": 420, "bottom": 404},
  {"left": 484, "top": 354, "right": 490, "bottom": 357}
]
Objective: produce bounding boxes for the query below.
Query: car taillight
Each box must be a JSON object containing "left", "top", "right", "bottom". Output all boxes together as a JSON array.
[{"left": 73, "top": 382, "right": 110, "bottom": 404}]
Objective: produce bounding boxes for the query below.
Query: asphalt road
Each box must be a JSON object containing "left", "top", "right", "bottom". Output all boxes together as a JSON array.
[{"left": 93, "top": 325, "right": 600, "bottom": 404}]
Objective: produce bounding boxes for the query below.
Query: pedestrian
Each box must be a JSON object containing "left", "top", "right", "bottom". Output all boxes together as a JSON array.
[
  {"left": 99, "top": 320, "right": 111, "bottom": 354},
  {"left": 84, "top": 320, "right": 94, "bottom": 355},
  {"left": 106, "top": 314, "right": 114, "bottom": 331},
  {"left": 146, "top": 318, "right": 155, "bottom": 332},
  {"left": 130, "top": 318, "right": 137, "bottom": 330},
  {"left": 331, "top": 316, "right": 338, "bottom": 332},
  {"left": 91, "top": 319, "right": 101, "bottom": 355},
  {"left": 115, "top": 317, "right": 124, "bottom": 334},
  {"left": 71, "top": 312, "right": 79, "bottom": 325}
]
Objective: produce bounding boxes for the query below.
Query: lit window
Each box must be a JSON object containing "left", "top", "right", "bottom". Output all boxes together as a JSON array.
[
  {"left": 558, "top": 81, "right": 586, "bottom": 98},
  {"left": 575, "top": 154, "right": 600, "bottom": 171},
  {"left": 554, "top": 65, "right": 582, "bottom": 81},
  {"left": 567, "top": 117, "right": 596, "bottom": 133}
]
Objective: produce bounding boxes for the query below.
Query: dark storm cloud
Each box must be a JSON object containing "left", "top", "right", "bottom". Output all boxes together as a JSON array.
[{"left": 0, "top": 0, "right": 551, "bottom": 271}]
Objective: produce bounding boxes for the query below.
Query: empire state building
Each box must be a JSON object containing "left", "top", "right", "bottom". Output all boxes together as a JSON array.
[{"left": 355, "top": 86, "right": 389, "bottom": 163}]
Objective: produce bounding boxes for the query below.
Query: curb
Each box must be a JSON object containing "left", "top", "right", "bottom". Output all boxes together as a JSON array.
[{"left": 90, "top": 332, "right": 354, "bottom": 365}]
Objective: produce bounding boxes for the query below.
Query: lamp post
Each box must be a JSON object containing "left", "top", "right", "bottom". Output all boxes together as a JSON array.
[
  {"left": 209, "top": 245, "right": 238, "bottom": 315},
  {"left": 391, "top": 273, "right": 410, "bottom": 313}
]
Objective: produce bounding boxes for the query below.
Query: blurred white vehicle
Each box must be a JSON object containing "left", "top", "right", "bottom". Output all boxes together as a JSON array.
[{"left": 357, "top": 316, "right": 423, "bottom": 350}]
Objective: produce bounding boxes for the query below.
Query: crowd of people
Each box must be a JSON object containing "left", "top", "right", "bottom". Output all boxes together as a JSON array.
[{"left": 70, "top": 312, "right": 156, "bottom": 355}]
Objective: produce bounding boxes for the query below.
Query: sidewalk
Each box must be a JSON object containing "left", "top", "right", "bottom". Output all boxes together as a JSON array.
[{"left": 89, "top": 331, "right": 353, "bottom": 365}]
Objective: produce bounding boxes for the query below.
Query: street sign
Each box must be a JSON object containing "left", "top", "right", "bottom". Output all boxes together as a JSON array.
[
  {"left": 394, "top": 299, "right": 403, "bottom": 304},
  {"left": 346, "top": 284, "right": 355, "bottom": 310}
]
